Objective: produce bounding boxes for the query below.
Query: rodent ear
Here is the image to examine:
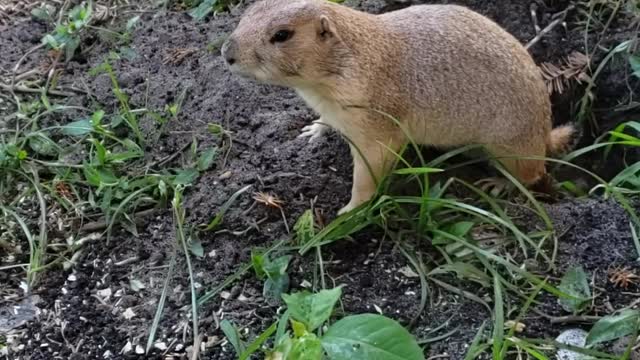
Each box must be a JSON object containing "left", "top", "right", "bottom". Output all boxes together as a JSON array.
[{"left": 318, "top": 15, "right": 336, "bottom": 39}]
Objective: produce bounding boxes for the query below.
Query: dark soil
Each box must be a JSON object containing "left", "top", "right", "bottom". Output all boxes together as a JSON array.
[{"left": 2, "top": 0, "right": 640, "bottom": 359}]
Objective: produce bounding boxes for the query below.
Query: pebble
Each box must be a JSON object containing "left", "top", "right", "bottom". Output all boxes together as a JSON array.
[{"left": 555, "top": 329, "right": 593, "bottom": 360}]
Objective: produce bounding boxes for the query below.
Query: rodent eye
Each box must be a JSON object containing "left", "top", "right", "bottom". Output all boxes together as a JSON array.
[{"left": 270, "top": 30, "right": 293, "bottom": 43}]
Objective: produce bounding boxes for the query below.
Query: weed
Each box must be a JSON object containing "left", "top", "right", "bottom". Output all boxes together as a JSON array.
[
  {"left": 0, "top": 51, "right": 218, "bottom": 289},
  {"left": 188, "top": 0, "right": 239, "bottom": 21},
  {"left": 252, "top": 250, "right": 292, "bottom": 300},
  {"left": 220, "top": 287, "right": 424, "bottom": 360},
  {"left": 40, "top": 2, "right": 93, "bottom": 60}
]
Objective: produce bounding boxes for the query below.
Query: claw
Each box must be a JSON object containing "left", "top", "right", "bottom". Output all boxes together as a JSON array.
[
  {"left": 298, "top": 120, "right": 328, "bottom": 142},
  {"left": 475, "top": 177, "right": 514, "bottom": 197}
]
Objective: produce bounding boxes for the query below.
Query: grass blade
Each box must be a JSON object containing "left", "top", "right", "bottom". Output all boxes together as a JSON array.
[
  {"left": 492, "top": 275, "right": 504, "bottom": 360},
  {"left": 145, "top": 250, "right": 177, "bottom": 353},
  {"left": 201, "top": 185, "right": 252, "bottom": 231}
]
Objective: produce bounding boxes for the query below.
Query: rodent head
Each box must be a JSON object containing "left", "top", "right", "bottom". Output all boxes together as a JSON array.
[{"left": 221, "top": 0, "right": 344, "bottom": 87}]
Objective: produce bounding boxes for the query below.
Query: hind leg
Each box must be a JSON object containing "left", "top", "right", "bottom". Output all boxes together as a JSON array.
[{"left": 483, "top": 143, "right": 550, "bottom": 192}]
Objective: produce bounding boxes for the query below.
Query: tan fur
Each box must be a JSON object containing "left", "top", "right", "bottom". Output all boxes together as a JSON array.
[{"left": 222, "top": 0, "right": 574, "bottom": 214}]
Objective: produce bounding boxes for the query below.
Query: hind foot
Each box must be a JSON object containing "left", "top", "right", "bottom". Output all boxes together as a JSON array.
[{"left": 475, "top": 177, "right": 516, "bottom": 197}]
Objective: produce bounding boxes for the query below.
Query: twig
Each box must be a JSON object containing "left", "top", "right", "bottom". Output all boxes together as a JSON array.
[
  {"left": 532, "top": 308, "right": 602, "bottom": 324},
  {"left": 549, "top": 315, "right": 602, "bottom": 324},
  {"left": 114, "top": 256, "right": 140, "bottom": 266},
  {"left": 12, "top": 69, "right": 41, "bottom": 82},
  {"left": 10, "top": 43, "right": 46, "bottom": 104},
  {"left": 79, "top": 208, "right": 158, "bottom": 232},
  {"left": 530, "top": 3, "right": 541, "bottom": 34},
  {"left": 525, "top": 5, "right": 574, "bottom": 50},
  {"left": 148, "top": 141, "right": 192, "bottom": 169},
  {"left": 0, "top": 83, "right": 76, "bottom": 97},
  {"left": 526, "top": 18, "right": 563, "bottom": 50}
]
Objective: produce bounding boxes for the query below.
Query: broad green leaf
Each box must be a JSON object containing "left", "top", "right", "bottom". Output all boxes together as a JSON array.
[
  {"left": 263, "top": 255, "right": 292, "bottom": 280},
  {"left": 321, "top": 314, "right": 424, "bottom": 360},
  {"left": 264, "top": 275, "right": 290, "bottom": 301},
  {"left": 31, "top": 5, "right": 54, "bottom": 22},
  {"left": 42, "top": 34, "right": 60, "bottom": 49},
  {"left": 221, "top": 319, "right": 245, "bottom": 355},
  {"left": 65, "top": 37, "right": 80, "bottom": 60},
  {"left": 190, "top": 238, "right": 204, "bottom": 257},
  {"left": 262, "top": 254, "right": 291, "bottom": 299},
  {"left": 188, "top": 0, "right": 217, "bottom": 21},
  {"left": 586, "top": 310, "right": 640, "bottom": 346},
  {"left": 83, "top": 165, "right": 118, "bottom": 187},
  {"left": 282, "top": 287, "right": 342, "bottom": 332},
  {"left": 174, "top": 168, "right": 199, "bottom": 185},
  {"left": 28, "top": 136, "right": 58, "bottom": 156},
  {"left": 433, "top": 221, "right": 474, "bottom": 245},
  {"left": 558, "top": 266, "right": 591, "bottom": 313},
  {"left": 196, "top": 147, "right": 218, "bottom": 171},
  {"left": 61, "top": 119, "right": 92, "bottom": 136}
]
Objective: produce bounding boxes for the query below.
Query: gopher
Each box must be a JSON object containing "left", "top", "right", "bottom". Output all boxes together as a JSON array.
[{"left": 221, "top": 0, "right": 574, "bottom": 215}]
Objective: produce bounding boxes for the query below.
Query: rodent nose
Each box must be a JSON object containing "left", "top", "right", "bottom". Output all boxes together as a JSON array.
[{"left": 221, "top": 38, "right": 237, "bottom": 66}]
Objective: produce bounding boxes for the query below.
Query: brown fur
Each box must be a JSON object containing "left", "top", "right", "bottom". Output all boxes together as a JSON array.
[{"left": 222, "top": 0, "right": 575, "bottom": 214}]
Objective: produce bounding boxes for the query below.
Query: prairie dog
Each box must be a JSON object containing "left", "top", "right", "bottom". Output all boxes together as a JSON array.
[{"left": 221, "top": 0, "right": 574, "bottom": 215}]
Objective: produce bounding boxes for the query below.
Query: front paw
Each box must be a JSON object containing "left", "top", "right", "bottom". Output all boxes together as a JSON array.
[
  {"left": 337, "top": 198, "right": 365, "bottom": 215},
  {"left": 337, "top": 203, "right": 355, "bottom": 216},
  {"left": 298, "top": 120, "right": 328, "bottom": 143}
]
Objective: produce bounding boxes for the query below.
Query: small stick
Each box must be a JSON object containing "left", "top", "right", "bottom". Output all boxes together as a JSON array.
[
  {"left": 530, "top": 3, "right": 541, "bottom": 34},
  {"left": 525, "top": 5, "right": 574, "bottom": 50},
  {"left": 0, "top": 83, "right": 76, "bottom": 97},
  {"left": 549, "top": 315, "right": 602, "bottom": 324},
  {"left": 525, "top": 18, "right": 563, "bottom": 50},
  {"left": 148, "top": 141, "right": 192, "bottom": 169},
  {"left": 12, "top": 68, "right": 42, "bottom": 82},
  {"left": 79, "top": 208, "right": 158, "bottom": 232}
]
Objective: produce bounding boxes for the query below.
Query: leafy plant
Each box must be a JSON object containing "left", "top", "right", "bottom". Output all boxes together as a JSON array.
[
  {"left": 558, "top": 266, "right": 592, "bottom": 314},
  {"left": 221, "top": 287, "right": 424, "bottom": 360},
  {"left": 188, "top": 0, "right": 238, "bottom": 21},
  {"left": 41, "top": 3, "right": 93, "bottom": 60},
  {"left": 586, "top": 310, "right": 640, "bottom": 347},
  {"left": 293, "top": 209, "right": 315, "bottom": 246},
  {"left": 252, "top": 251, "right": 292, "bottom": 300}
]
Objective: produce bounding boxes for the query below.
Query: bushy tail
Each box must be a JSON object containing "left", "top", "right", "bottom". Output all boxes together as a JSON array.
[{"left": 546, "top": 124, "right": 575, "bottom": 156}]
